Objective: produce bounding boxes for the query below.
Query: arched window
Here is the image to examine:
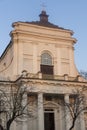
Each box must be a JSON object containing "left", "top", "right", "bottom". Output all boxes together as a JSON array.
[
  {"left": 41, "top": 53, "right": 52, "bottom": 65},
  {"left": 40, "top": 53, "right": 54, "bottom": 75}
]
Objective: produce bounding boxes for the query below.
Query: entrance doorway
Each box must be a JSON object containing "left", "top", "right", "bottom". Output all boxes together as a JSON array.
[{"left": 44, "top": 109, "right": 55, "bottom": 130}]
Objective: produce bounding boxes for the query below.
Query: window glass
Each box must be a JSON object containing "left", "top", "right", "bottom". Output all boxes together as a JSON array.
[{"left": 41, "top": 53, "right": 52, "bottom": 65}]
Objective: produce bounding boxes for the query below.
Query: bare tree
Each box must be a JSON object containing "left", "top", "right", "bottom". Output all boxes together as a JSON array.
[
  {"left": 0, "top": 80, "right": 34, "bottom": 130},
  {"left": 59, "top": 89, "right": 87, "bottom": 130},
  {"left": 80, "top": 70, "right": 87, "bottom": 79}
]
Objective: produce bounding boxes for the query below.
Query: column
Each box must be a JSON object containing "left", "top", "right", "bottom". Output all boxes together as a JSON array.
[
  {"left": 64, "top": 94, "right": 71, "bottom": 130},
  {"left": 38, "top": 93, "right": 44, "bottom": 130},
  {"left": 22, "top": 119, "right": 28, "bottom": 130},
  {"left": 79, "top": 108, "right": 85, "bottom": 130},
  {"left": 22, "top": 91, "right": 28, "bottom": 130}
]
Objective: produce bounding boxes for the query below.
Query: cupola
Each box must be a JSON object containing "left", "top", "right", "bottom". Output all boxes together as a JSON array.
[{"left": 39, "top": 10, "right": 49, "bottom": 22}]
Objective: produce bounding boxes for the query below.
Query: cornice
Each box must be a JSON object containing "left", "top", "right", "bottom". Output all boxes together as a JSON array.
[
  {"left": 12, "top": 22, "right": 73, "bottom": 34},
  {"left": 26, "top": 78, "right": 87, "bottom": 88},
  {"left": 11, "top": 29, "right": 76, "bottom": 44}
]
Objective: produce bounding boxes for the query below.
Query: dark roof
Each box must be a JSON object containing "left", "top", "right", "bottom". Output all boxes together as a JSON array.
[
  {"left": 0, "top": 41, "right": 12, "bottom": 60},
  {"left": 25, "top": 10, "right": 69, "bottom": 30},
  {"left": 26, "top": 21, "right": 65, "bottom": 30}
]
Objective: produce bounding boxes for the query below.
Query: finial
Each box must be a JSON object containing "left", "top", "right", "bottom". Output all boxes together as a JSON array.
[{"left": 39, "top": 2, "right": 49, "bottom": 22}]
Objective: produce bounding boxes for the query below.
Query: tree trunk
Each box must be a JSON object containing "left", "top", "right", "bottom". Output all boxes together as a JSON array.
[
  {"left": 0, "top": 125, "right": 4, "bottom": 130},
  {"left": 6, "top": 120, "right": 13, "bottom": 130},
  {"left": 69, "top": 118, "right": 76, "bottom": 130},
  {"left": 6, "top": 122, "right": 10, "bottom": 130}
]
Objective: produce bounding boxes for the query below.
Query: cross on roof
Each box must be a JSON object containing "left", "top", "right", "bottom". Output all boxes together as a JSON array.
[{"left": 42, "top": 3, "right": 46, "bottom": 11}]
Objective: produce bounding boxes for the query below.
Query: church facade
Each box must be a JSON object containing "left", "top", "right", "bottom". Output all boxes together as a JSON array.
[{"left": 0, "top": 10, "right": 87, "bottom": 130}]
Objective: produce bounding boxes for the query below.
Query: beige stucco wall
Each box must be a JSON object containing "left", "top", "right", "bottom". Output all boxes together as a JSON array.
[{"left": 0, "top": 43, "right": 14, "bottom": 79}]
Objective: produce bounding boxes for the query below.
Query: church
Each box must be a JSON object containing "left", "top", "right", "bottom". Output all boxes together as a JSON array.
[{"left": 0, "top": 10, "right": 87, "bottom": 130}]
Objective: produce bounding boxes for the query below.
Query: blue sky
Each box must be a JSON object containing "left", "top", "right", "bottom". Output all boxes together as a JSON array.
[{"left": 0, "top": 0, "right": 87, "bottom": 72}]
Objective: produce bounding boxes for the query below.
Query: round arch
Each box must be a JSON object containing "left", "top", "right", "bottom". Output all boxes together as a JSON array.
[
  {"left": 43, "top": 101, "right": 59, "bottom": 110},
  {"left": 40, "top": 50, "right": 54, "bottom": 75},
  {"left": 40, "top": 50, "right": 54, "bottom": 65}
]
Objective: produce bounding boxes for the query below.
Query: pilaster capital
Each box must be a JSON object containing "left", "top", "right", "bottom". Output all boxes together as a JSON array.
[{"left": 64, "top": 94, "right": 70, "bottom": 103}]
